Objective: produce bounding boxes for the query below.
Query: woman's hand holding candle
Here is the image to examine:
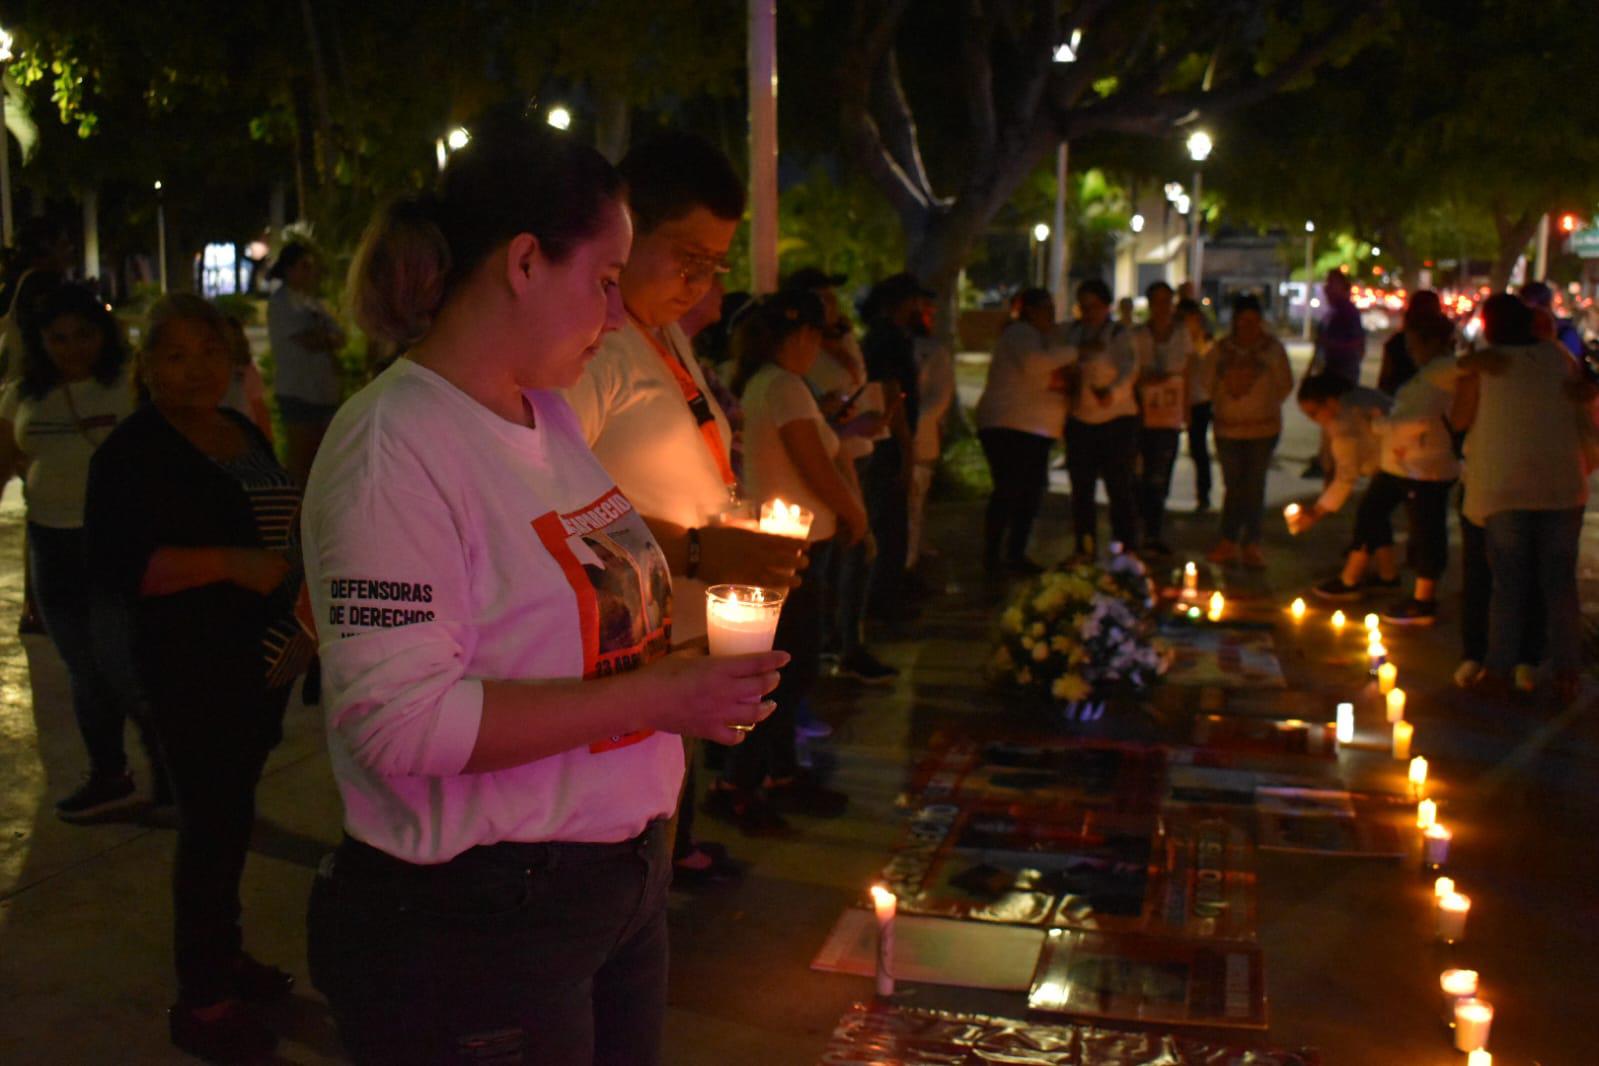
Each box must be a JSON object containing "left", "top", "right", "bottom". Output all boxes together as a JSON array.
[
  {"left": 649, "top": 648, "right": 790, "bottom": 745},
  {"left": 696, "top": 524, "right": 807, "bottom": 589}
]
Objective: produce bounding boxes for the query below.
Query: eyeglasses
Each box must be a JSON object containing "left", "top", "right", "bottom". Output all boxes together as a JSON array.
[{"left": 673, "top": 246, "right": 732, "bottom": 286}]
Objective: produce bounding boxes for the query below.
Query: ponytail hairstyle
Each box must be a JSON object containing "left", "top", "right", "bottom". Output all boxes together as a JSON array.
[
  {"left": 730, "top": 289, "right": 825, "bottom": 396},
  {"left": 348, "top": 117, "right": 624, "bottom": 347}
]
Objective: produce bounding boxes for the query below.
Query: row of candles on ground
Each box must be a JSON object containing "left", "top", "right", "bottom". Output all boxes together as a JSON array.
[{"left": 1281, "top": 586, "right": 1499, "bottom": 1058}]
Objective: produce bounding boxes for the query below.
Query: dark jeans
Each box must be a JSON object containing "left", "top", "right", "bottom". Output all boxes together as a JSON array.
[
  {"left": 1064, "top": 416, "right": 1139, "bottom": 555},
  {"left": 151, "top": 681, "right": 289, "bottom": 1004},
  {"left": 309, "top": 822, "right": 672, "bottom": 1066},
  {"left": 28, "top": 523, "right": 150, "bottom": 777},
  {"left": 1136, "top": 427, "right": 1181, "bottom": 542},
  {"left": 1350, "top": 473, "right": 1453, "bottom": 580},
  {"left": 1216, "top": 435, "right": 1278, "bottom": 546},
  {"left": 978, "top": 427, "right": 1054, "bottom": 566},
  {"left": 1459, "top": 507, "right": 1543, "bottom": 665},
  {"left": 1188, "top": 402, "right": 1213, "bottom": 506},
  {"left": 820, "top": 474, "right": 870, "bottom": 657},
  {"left": 1484, "top": 508, "right": 1583, "bottom": 675},
  {"left": 864, "top": 441, "right": 909, "bottom": 615},
  {"left": 725, "top": 541, "right": 827, "bottom": 791}
]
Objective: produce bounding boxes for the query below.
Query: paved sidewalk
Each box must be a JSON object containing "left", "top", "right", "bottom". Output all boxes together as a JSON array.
[{"left": 3, "top": 346, "right": 1598, "bottom": 1062}]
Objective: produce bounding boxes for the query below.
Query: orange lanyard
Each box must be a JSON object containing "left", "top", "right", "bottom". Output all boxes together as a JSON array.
[{"left": 631, "top": 319, "right": 738, "bottom": 490}]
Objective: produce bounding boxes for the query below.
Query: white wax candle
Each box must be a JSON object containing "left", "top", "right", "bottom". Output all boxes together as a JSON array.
[
  {"left": 758, "top": 497, "right": 814, "bottom": 540},
  {"left": 1441, "top": 968, "right": 1479, "bottom": 999},
  {"left": 705, "top": 585, "right": 785, "bottom": 656},
  {"left": 1386, "top": 687, "right": 1407, "bottom": 724},
  {"left": 1363, "top": 612, "right": 1380, "bottom": 633},
  {"left": 1330, "top": 609, "right": 1347, "bottom": 632},
  {"left": 1290, "top": 597, "right": 1307, "bottom": 621},
  {"left": 1367, "top": 641, "right": 1387, "bottom": 675},
  {"left": 1183, "top": 561, "right": 1198, "bottom": 593},
  {"left": 1434, "top": 876, "right": 1455, "bottom": 899},
  {"left": 1207, "top": 591, "right": 1225, "bottom": 621},
  {"left": 1425, "top": 823, "right": 1452, "bottom": 866},
  {"left": 1416, "top": 799, "right": 1437, "bottom": 830},
  {"left": 1409, "top": 756, "right": 1429, "bottom": 799},
  {"left": 870, "top": 884, "right": 896, "bottom": 997},
  {"left": 1453, "top": 998, "right": 1493, "bottom": 1052},
  {"left": 1335, "top": 702, "right": 1355, "bottom": 745},
  {"left": 1377, "top": 661, "right": 1398, "bottom": 694},
  {"left": 1467, "top": 1050, "right": 1492, "bottom": 1066},
  {"left": 1392, "top": 720, "right": 1413, "bottom": 760},
  {"left": 1437, "top": 891, "right": 1470, "bottom": 942}
]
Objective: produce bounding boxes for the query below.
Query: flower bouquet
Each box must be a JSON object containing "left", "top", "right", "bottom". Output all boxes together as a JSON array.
[{"left": 990, "top": 551, "right": 1170, "bottom": 719}]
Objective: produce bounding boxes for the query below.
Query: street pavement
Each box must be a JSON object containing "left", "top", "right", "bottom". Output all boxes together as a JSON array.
[{"left": 2, "top": 339, "right": 1597, "bottom": 1064}]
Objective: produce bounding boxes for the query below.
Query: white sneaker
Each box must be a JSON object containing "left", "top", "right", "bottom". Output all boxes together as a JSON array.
[
  {"left": 1513, "top": 663, "right": 1538, "bottom": 693},
  {"left": 1453, "top": 660, "right": 1484, "bottom": 688}
]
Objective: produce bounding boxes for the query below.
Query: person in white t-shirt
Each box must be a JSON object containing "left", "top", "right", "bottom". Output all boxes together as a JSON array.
[
  {"left": 302, "top": 120, "right": 786, "bottom": 1066},
  {"left": 0, "top": 282, "right": 157, "bottom": 820},
  {"left": 1129, "top": 281, "right": 1194, "bottom": 555},
  {"left": 565, "top": 133, "right": 807, "bottom": 842}
]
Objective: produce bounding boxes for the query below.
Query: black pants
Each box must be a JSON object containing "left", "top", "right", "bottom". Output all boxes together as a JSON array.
[
  {"left": 864, "top": 441, "right": 909, "bottom": 615},
  {"left": 978, "top": 428, "right": 1054, "bottom": 567},
  {"left": 1188, "top": 402, "right": 1214, "bottom": 506},
  {"left": 1136, "top": 427, "right": 1181, "bottom": 542},
  {"left": 309, "top": 822, "right": 672, "bottom": 1066},
  {"left": 725, "top": 541, "right": 827, "bottom": 790},
  {"left": 1459, "top": 502, "right": 1544, "bottom": 664},
  {"left": 1350, "top": 472, "right": 1453, "bottom": 579},
  {"left": 1064, "top": 416, "right": 1139, "bottom": 555},
  {"left": 149, "top": 679, "right": 289, "bottom": 1005}
]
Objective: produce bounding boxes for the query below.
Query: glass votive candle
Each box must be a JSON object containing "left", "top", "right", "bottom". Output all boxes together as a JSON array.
[
  {"left": 705, "top": 585, "right": 787, "bottom": 656},
  {"left": 1392, "top": 720, "right": 1413, "bottom": 760},
  {"left": 1453, "top": 997, "right": 1493, "bottom": 1052},
  {"left": 1335, "top": 702, "right": 1355, "bottom": 745},
  {"left": 1436, "top": 891, "right": 1471, "bottom": 942},
  {"left": 1424, "top": 823, "right": 1452, "bottom": 867},
  {"left": 1408, "top": 756, "right": 1429, "bottom": 799},
  {"left": 757, "top": 498, "right": 814, "bottom": 540},
  {"left": 1330, "top": 609, "right": 1347, "bottom": 632},
  {"left": 1416, "top": 798, "right": 1437, "bottom": 830},
  {"left": 1377, "top": 661, "right": 1398, "bottom": 693}
]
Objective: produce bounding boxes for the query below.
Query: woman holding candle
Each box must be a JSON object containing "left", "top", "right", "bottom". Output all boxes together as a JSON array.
[
  {"left": 707, "top": 290, "right": 866, "bottom": 834},
  {"left": 301, "top": 120, "right": 787, "bottom": 1066},
  {"left": 1203, "top": 295, "right": 1293, "bottom": 568}
]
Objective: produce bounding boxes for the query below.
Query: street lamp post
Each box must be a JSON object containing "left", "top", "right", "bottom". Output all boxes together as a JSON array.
[
  {"left": 1032, "top": 222, "right": 1051, "bottom": 287},
  {"left": 155, "top": 181, "right": 168, "bottom": 293},
  {"left": 1302, "top": 221, "right": 1315, "bottom": 341},
  {"left": 1186, "top": 130, "right": 1212, "bottom": 294},
  {"left": 0, "top": 26, "right": 14, "bottom": 247}
]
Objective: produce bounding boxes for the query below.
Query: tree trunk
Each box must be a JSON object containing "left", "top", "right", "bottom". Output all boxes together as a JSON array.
[
  {"left": 1490, "top": 209, "right": 1540, "bottom": 291},
  {"left": 298, "top": 0, "right": 338, "bottom": 190}
]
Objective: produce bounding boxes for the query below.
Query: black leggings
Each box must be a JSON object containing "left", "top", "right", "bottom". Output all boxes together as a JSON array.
[
  {"left": 1065, "top": 415, "right": 1139, "bottom": 555},
  {"left": 1136, "top": 427, "right": 1182, "bottom": 542},
  {"left": 1349, "top": 472, "right": 1453, "bottom": 580},
  {"left": 979, "top": 428, "right": 1054, "bottom": 566},
  {"left": 1188, "top": 402, "right": 1214, "bottom": 505}
]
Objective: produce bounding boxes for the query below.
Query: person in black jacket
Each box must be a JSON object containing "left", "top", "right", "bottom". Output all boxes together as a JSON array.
[{"left": 85, "top": 294, "right": 311, "bottom": 1063}]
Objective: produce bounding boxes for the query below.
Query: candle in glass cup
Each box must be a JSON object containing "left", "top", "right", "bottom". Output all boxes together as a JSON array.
[
  {"left": 1363, "top": 612, "right": 1380, "bottom": 633},
  {"left": 1377, "top": 661, "right": 1398, "bottom": 693},
  {"left": 1386, "top": 687, "right": 1407, "bottom": 723},
  {"left": 1441, "top": 968, "right": 1481, "bottom": 1025},
  {"left": 1335, "top": 702, "right": 1355, "bottom": 745},
  {"left": 1283, "top": 502, "right": 1302, "bottom": 533},
  {"left": 1207, "top": 591, "right": 1225, "bottom": 621},
  {"left": 869, "top": 884, "right": 897, "bottom": 997},
  {"left": 1183, "top": 561, "right": 1199, "bottom": 596},
  {"left": 1409, "top": 756, "right": 1429, "bottom": 799},
  {"left": 1367, "top": 640, "right": 1387, "bottom": 675},
  {"left": 705, "top": 585, "right": 786, "bottom": 656},
  {"left": 758, "top": 498, "right": 814, "bottom": 540},
  {"left": 1424, "top": 823, "right": 1453, "bottom": 867},
  {"left": 1290, "top": 597, "right": 1307, "bottom": 621},
  {"left": 1330, "top": 609, "right": 1347, "bottom": 633},
  {"left": 1434, "top": 875, "right": 1454, "bottom": 899},
  {"left": 1437, "top": 892, "right": 1471, "bottom": 942},
  {"left": 1466, "top": 1052, "right": 1491, "bottom": 1066},
  {"left": 1453, "top": 998, "right": 1493, "bottom": 1051},
  {"left": 1416, "top": 798, "right": 1437, "bottom": 830},
  {"left": 1392, "top": 720, "right": 1413, "bottom": 760}
]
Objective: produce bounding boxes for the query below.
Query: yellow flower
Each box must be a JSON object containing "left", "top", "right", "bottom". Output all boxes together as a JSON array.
[
  {"left": 1050, "top": 634, "right": 1074, "bottom": 654},
  {"left": 1017, "top": 668, "right": 1033, "bottom": 686},
  {"left": 1031, "top": 641, "right": 1049, "bottom": 662},
  {"left": 1051, "top": 673, "right": 1091, "bottom": 702},
  {"left": 1002, "top": 607, "right": 1024, "bottom": 633},
  {"left": 1021, "top": 636, "right": 1035, "bottom": 651},
  {"left": 1030, "top": 622, "right": 1047, "bottom": 638}
]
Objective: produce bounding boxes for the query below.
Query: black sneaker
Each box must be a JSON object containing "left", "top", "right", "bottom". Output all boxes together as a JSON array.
[
  {"left": 837, "top": 649, "right": 899, "bottom": 686},
  {"left": 55, "top": 772, "right": 138, "bottom": 822},
  {"left": 1381, "top": 598, "right": 1437, "bottom": 627},
  {"left": 169, "top": 999, "right": 277, "bottom": 1063},
  {"left": 1311, "top": 577, "right": 1363, "bottom": 602}
]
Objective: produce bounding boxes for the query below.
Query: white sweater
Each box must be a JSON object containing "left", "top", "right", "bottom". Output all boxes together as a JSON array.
[
  {"left": 303, "top": 360, "right": 683, "bottom": 864},
  {"left": 1379, "top": 357, "right": 1461, "bottom": 482},
  {"left": 1462, "top": 341, "right": 1590, "bottom": 523}
]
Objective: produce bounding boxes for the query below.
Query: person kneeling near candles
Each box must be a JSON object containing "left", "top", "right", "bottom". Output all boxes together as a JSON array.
[
  {"left": 711, "top": 291, "right": 868, "bottom": 835},
  {"left": 301, "top": 118, "right": 787, "bottom": 1066},
  {"left": 1289, "top": 373, "right": 1394, "bottom": 601}
]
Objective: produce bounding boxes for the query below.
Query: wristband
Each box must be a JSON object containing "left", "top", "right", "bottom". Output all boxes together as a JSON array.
[{"left": 685, "top": 527, "right": 702, "bottom": 579}]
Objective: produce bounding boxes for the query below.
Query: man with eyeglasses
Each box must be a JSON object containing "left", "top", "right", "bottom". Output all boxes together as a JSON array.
[{"left": 566, "top": 132, "right": 823, "bottom": 840}]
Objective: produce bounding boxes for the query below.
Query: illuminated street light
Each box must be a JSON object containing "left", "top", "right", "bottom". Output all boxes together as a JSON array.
[
  {"left": 547, "top": 106, "right": 572, "bottom": 131},
  {"left": 446, "top": 127, "right": 471, "bottom": 151},
  {"left": 0, "top": 26, "right": 13, "bottom": 64},
  {"left": 1175, "top": 194, "right": 1191, "bottom": 216},
  {"left": 1164, "top": 182, "right": 1183, "bottom": 203},
  {"left": 1130, "top": 213, "right": 1145, "bottom": 234},
  {"left": 1186, "top": 130, "right": 1213, "bottom": 163},
  {"left": 1033, "top": 222, "right": 1051, "bottom": 243},
  {"left": 1372, "top": 245, "right": 1382, "bottom": 257},
  {"left": 1305, "top": 220, "right": 1316, "bottom": 233},
  {"left": 1052, "top": 29, "right": 1082, "bottom": 63}
]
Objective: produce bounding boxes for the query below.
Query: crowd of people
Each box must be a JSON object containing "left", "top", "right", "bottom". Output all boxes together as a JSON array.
[
  {"left": 1, "top": 111, "right": 1594, "bottom": 1063},
  {"left": 973, "top": 265, "right": 1596, "bottom": 704}
]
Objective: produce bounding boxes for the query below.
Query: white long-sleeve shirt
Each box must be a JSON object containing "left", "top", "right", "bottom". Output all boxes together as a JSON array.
[
  {"left": 1315, "top": 386, "right": 1390, "bottom": 513},
  {"left": 303, "top": 360, "right": 682, "bottom": 864},
  {"left": 1054, "top": 319, "right": 1138, "bottom": 424},
  {"left": 1379, "top": 357, "right": 1461, "bottom": 482},
  {"left": 974, "top": 321, "right": 1073, "bottom": 438}
]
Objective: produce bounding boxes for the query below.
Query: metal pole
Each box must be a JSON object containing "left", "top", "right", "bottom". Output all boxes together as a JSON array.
[
  {"left": 82, "top": 189, "right": 100, "bottom": 280},
  {"left": 156, "top": 192, "right": 168, "bottom": 294},
  {"left": 1533, "top": 212, "right": 1550, "bottom": 282},
  {"left": 1302, "top": 232, "right": 1314, "bottom": 341},
  {"left": 1049, "top": 141, "right": 1069, "bottom": 319},
  {"left": 747, "top": 0, "right": 778, "bottom": 295},
  {"left": 1190, "top": 168, "right": 1204, "bottom": 292},
  {"left": 0, "top": 116, "right": 11, "bottom": 249}
]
